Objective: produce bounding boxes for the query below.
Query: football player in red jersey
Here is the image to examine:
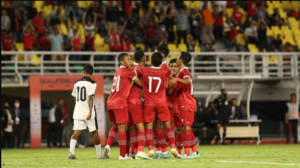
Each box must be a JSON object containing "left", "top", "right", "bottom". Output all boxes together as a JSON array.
[
  {"left": 152, "top": 45, "right": 171, "bottom": 158},
  {"left": 105, "top": 53, "right": 143, "bottom": 160},
  {"left": 171, "top": 51, "right": 200, "bottom": 159},
  {"left": 135, "top": 52, "right": 182, "bottom": 159},
  {"left": 167, "top": 59, "right": 184, "bottom": 154},
  {"left": 127, "top": 51, "right": 150, "bottom": 160}
]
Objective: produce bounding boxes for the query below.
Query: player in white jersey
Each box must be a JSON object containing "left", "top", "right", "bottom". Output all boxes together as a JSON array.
[{"left": 68, "top": 64, "right": 103, "bottom": 159}]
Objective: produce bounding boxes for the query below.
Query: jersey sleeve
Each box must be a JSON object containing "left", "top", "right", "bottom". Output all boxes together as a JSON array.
[
  {"left": 88, "top": 83, "right": 97, "bottom": 96},
  {"left": 71, "top": 85, "right": 76, "bottom": 97},
  {"left": 181, "top": 69, "right": 192, "bottom": 80},
  {"left": 176, "top": 81, "right": 185, "bottom": 90},
  {"left": 135, "top": 67, "right": 144, "bottom": 77},
  {"left": 213, "top": 98, "right": 218, "bottom": 105},
  {"left": 127, "top": 69, "right": 137, "bottom": 81}
]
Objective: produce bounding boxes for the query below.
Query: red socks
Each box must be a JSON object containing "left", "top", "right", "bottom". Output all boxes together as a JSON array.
[
  {"left": 130, "top": 132, "right": 138, "bottom": 154},
  {"left": 145, "top": 129, "right": 153, "bottom": 151},
  {"left": 176, "top": 133, "right": 184, "bottom": 154},
  {"left": 191, "top": 132, "right": 198, "bottom": 153},
  {"left": 166, "top": 126, "right": 176, "bottom": 149},
  {"left": 118, "top": 131, "right": 127, "bottom": 157},
  {"left": 137, "top": 130, "right": 145, "bottom": 152},
  {"left": 107, "top": 125, "right": 118, "bottom": 147},
  {"left": 153, "top": 131, "right": 161, "bottom": 151},
  {"left": 183, "top": 130, "right": 193, "bottom": 155},
  {"left": 155, "top": 129, "right": 167, "bottom": 152}
]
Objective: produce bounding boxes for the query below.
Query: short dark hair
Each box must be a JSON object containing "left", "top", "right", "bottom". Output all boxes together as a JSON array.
[
  {"left": 83, "top": 64, "right": 94, "bottom": 75},
  {"left": 169, "top": 59, "right": 177, "bottom": 66},
  {"left": 151, "top": 52, "right": 163, "bottom": 67},
  {"left": 178, "top": 51, "right": 192, "bottom": 65},
  {"left": 156, "top": 45, "right": 169, "bottom": 58},
  {"left": 118, "top": 53, "right": 129, "bottom": 63},
  {"left": 231, "top": 98, "right": 237, "bottom": 101},
  {"left": 221, "top": 88, "right": 226, "bottom": 93},
  {"left": 291, "top": 93, "right": 296, "bottom": 98},
  {"left": 134, "top": 50, "right": 145, "bottom": 63}
]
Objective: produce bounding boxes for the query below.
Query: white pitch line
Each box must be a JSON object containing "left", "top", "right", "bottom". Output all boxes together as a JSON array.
[{"left": 215, "top": 160, "right": 300, "bottom": 166}]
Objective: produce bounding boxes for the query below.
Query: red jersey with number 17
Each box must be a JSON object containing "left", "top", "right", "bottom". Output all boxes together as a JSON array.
[
  {"left": 136, "top": 67, "right": 171, "bottom": 106},
  {"left": 128, "top": 63, "right": 143, "bottom": 105},
  {"left": 176, "top": 67, "right": 197, "bottom": 112},
  {"left": 107, "top": 66, "right": 137, "bottom": 110}
]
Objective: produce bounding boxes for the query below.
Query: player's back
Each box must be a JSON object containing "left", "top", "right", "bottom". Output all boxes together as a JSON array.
[
  {"left": 137, "top": 67, "right": 170, "bottom": 106},
  {"left": 128, "top": 64, "right": 143, "bottom": 105},
  {"left": 177, "top": 67, "right": 197, "bottom": 112},
  {"left": 107, "top": 66, "right": 136, "bottom": 109},
  {"left": 72, "top": 76, "right": 97, "bottom": 120}
]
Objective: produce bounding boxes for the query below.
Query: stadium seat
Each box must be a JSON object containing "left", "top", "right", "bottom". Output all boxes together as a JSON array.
[
  {"left": 248, "top": 44, "right": 259, "bottom": 52},
  {"left": 15, "top": 43, "right": 24, "bottom": 51},
  {"left": 167, "top": 44, "right": 180, "bottom": 52},
  {"left": 281, "top": 26, "right": 292, "bottom": 37},
  {"left": 266, "top": 27, "right": 273, "bottom": 37},
  {"left": 272, "top": 1, "right": 284, "bottom": 10},
  {"left": 31, "top": 54, "right": 41, "bottom": 66},
  {"left": 283, "top": 35, "right": 296, "bottom": 45},
  {"left": 237, "top": 33, "right": 246, "bottom": 45},
  {"left": 78, "top": 1, "right": 87, "bottom": 8},
  {"left": 282, "top": 1, "right": 294, "bottom": 10},
  {"left": 34, "top": 1, "right": 44, "bottom": 12},
  {"left": 135, "top": 44, "right": 145, "bottom": 51},
  {"left": 43, "top": 5, "right": 53, "bottom": 17},
  {"left": 178, "top": 44, "right": 187, "bottom": 52},
  {"left": 194, "top": 45, "right": 201, "bottom": 52},
  {"left": 60, "top": 23, "right": 68, "bottom": 35},
  {"left": 226, "top": 8, "right": 233, "bottom": 17},
  {"left": 271, "top": 26, "right": 282, "bottom": 38}
]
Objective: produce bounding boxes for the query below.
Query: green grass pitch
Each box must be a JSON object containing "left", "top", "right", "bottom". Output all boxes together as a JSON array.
[{"left": 2, "top": 145, "right": 300, "bottom": 168}]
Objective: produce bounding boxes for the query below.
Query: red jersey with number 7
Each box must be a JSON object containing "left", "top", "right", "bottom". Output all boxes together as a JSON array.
[
  {"left": 176, "top": 67, "right": 197, "bottom": 112},
  {"left": 136, "top": 66, "right": 171, "bottom": 106},
  {"left": 107, "top": 66, "right": 137, "bottom": 110}
]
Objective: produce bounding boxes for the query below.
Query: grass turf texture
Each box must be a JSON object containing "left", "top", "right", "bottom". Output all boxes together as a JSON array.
[{"left": 2, "top": 145, "right": 300, "bottom": 168}]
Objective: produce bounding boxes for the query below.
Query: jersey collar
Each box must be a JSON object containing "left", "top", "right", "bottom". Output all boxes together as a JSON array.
[
  {"left": 120, "top": 66, "right": 126, "bottom": 68},
  {"left": 150, "top": 66, "right": 161, "bottom": 69},
  {"left": 179, "top": 67, "right": 187, "bottom": 73},
  {"left": 133, "top": 63, "right": 139, "bottom": 65}
]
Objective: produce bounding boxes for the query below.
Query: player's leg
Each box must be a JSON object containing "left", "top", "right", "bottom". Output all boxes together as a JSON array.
[
  {"left": 69, "top": 119, "right": 86, "bottom": 159},
  {"left": 129, "top": 125, "right": 137, "bottom": 157},
  {"left": 87, "top": 117, "right": 103, "bottom": 159},
  {"left": 153, "top": 118, "right": 163, "bottom": 153},
  {"left": 103, "top": 110, "right": 119, "bottom": 159},
  {"left": 222, "top": 124, "right": 228, "bottom": 145},
  {"left": 69, "top": 130, "right": 82, "bottom": 159},
  {"left": 175, "top": 126, "right": 184, "bottom": 154},
  {"left": 158, "top": 106, "right": 181, "bottom": 159},
  {"left": 144, "top": 106, "right": 156, "bottom": 158}
]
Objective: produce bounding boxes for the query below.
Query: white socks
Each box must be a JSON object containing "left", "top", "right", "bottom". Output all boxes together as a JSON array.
[
  {"left": 162, "top": 152, "right": 168, "bottom": 154},
  {"left": 95, "top": 144, "right": 102, "bottom": 156},
  {"left": 156, "top": 151, "right": 162, "bottom": 153},
  {"left": 70, "top": 139, "right": 77, "bottom": 154},
  {"left": 193, "top": 152, "right": 197, "bottom": 155}
]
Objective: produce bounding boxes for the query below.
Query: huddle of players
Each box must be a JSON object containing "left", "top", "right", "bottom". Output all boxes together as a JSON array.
[{"left": 104, "top": 45, "right": 200, "bottom": 160}]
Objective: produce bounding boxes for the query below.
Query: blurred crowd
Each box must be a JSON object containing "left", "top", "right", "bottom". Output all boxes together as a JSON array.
[{"left": 1, "top": 1, "right": 300, "bottom": 61}]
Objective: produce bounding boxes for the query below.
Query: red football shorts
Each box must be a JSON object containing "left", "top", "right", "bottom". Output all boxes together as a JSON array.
[
  {"left": 144, "top": 105, "right": 170, "bottom": 123},
  {"left": 170, "top": 111, "right": 182, "bottom": 128},
  {"left": 128, "top": 103, "right": 144, "bottom": 125},
  {"left": 180, "top": 110, "right": 195, "bottom": 126},
  {"left": 108, "top": 107, "right": 129, "bottom": 124}
]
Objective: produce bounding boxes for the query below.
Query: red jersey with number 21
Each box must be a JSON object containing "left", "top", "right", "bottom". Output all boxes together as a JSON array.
[
  {"left": 136, "top": 67, "right": 171, "bottom": 106},
  {"left": 177, "top": 67, "right": 197, "bottom": 112},
  {"left": 107, "top": 66, "right": 136, "bottom": 110}
]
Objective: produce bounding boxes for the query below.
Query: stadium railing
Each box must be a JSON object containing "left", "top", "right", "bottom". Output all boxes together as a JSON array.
[{"left": 1, "top": 51, "right": 300, "bottom": 84}]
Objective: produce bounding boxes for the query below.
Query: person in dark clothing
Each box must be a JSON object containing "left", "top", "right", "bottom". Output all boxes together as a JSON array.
[
  {"left": 12, "top": 100, "right": 25, "bottom": 148},
  {"left": 211, "top": 89, "right": 231, "bottom": 145},
  {"left": 257, "top": 18, "right": 269, "bottom": 51},
  {"left": 25, "top": 1, "right": 37, "bottom": 20},
  {"left": 2, "top": 102, "right": 15, "bottom": 148},
  {"left": 163, "top": 10, "right": 176, "bottom": 43},
  {"left": 285, "top": 93, "right": 300, "bottom": 144},
  {"left": 189, "top": 10, "right": 202, "bottom": 45},
  {"left": 1, "top": 105, "right": 8, "bottom": 140},
  {"left": 229, "top": 98, "right": 242, "bottom": 120},
  {"left": 47, "top": 99, "right": 63, "bottom": 148},
  {"left": 106, "top": 1, "right": 119, "bottom": 33},
  {"left": 271, "top": 34, "right": 283, "bottom": 51}
]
